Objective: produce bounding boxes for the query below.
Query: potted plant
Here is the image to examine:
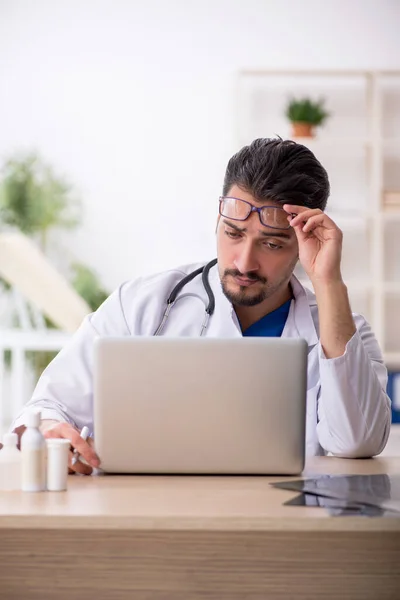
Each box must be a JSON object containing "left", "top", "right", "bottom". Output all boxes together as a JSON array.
[{"left": 285, "top": 97, "right": 329, "bottom": 138}]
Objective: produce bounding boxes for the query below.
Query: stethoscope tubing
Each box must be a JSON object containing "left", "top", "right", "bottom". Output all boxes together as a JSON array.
[{"left": 153, "top": 258, "right": 218, "bottom": 336}]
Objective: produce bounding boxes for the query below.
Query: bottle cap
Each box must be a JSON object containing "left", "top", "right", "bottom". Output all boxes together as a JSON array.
[
  {"left": 25, "top": 409, "right": 41, "bottom": 428},
  {"left": 2, "top": 432, "right": 18, "bottom": 447}
]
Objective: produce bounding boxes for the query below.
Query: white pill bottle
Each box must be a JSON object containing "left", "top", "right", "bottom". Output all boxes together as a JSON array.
[
  {"left": 0, "top": 433, "right": 22, "bottom": 491},
  {"left": 21, "top": 409, "right": 46, "bottom": 492},
  {"left": 46, "top": 439, "right": 70, "bottom": 491}
]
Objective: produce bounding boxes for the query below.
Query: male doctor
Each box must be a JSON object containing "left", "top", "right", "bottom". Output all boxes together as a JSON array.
[{"left": 12, "top": 138, "right": 391, "bottom": 474}]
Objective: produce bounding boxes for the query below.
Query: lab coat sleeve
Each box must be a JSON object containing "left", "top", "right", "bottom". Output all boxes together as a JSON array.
[
  {"left": 316, "top": 315, "right": 392, "bottom": 458},
  {"left": 11, "top": 281, "right": 135, "bottom": 433}
]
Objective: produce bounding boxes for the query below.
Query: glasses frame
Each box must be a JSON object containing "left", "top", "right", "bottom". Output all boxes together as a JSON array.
[{"left": 219, "top": 196, "right": 296, "bottom": 230}]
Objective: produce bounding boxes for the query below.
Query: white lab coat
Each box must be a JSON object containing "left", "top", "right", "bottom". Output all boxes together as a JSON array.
[{"left": 13, "top": 260, "right": 391, "bottom": 457}]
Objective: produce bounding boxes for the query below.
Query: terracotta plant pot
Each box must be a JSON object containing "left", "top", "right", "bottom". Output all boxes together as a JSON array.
[{"left": 291, "top": 122, "right": 314, "bottom": 138}]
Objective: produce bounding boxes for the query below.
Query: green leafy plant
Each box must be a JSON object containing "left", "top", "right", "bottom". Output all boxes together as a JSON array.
[
  {"left": 0, "top": 152, "right": 81, "bottom": 250},
  {"left": 26, "top": 264, "right": 108, "bottom": 378},
  {"left": 70, "top": 263, "right": 109, "bottom": 311},
  {"left": 285, "top": 97, "right": 329, "bottom": 126},
  {"left": 0, "top": 151, "right": 109, "bottom": 379}
]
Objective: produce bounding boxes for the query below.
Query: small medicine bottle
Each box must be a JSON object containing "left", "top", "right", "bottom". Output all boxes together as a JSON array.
[
  {"left": 46, "top": 438, "right": 70, "bottom": 491},
  {"left": 0, "top": 433, "right": 22, "bottom": 491},
  {"left": 21, "top": 410, "right": 46, "bottom": 492}
]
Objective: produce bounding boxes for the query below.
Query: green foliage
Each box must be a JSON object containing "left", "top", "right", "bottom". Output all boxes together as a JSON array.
[
  {"left": 23, "top": 265, "right": 108, "bottom": 379},
  {"left": 285, "top": 97, "right": 329, "bottom": 126},
  {"left": 0, "top": 152, "right": 81, "bottom": 248},
  {"left": 0, "top": 275, "right": 11, "bottom": 291},
  {"left": 26, "top": 349, "right": 58, "bottom": 379},
  {"left": 0, "top": 150, "right": 110, "bottom": 379},
  {"left": 26, "top": 264, "right": 108, "bottom": 378},
  {"left": 70, "top": 263, "right": 109, "bottom": 312},
  {"left": 4, "top": 349, "right": 11, "bottom": 368},
  {"left": 0, "top": 278, "right": 14, "bottom": 368}
]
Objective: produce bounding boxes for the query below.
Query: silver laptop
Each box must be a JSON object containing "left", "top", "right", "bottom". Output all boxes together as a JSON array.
[{"left": 93, "top": 337, "right": 307, "bottom": 475}]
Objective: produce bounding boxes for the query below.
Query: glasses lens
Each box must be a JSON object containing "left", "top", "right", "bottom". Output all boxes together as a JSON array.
[
  {"left": 220, "top": 197, "right": 251, "bottom": 220},
  {"left": 260, "top": 206, "right": 290, "bottom": 229}
]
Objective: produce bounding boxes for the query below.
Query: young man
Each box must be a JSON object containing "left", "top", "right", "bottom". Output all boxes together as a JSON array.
[{"left": 12, "top": 138, "right": 391, "bottom": 473}]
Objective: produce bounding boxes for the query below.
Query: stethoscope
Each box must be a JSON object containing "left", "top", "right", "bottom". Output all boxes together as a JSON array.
[{"left": 154, "top": 258, "right": 218, "bottom": 337}]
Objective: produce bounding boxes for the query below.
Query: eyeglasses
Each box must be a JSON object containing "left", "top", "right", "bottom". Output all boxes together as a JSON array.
[{"left": 219, "top": 196, "right": 295, "bottom": 230}]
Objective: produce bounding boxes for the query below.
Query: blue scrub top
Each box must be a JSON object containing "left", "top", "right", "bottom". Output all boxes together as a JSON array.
[{"left": 242, "top": 298, "right": 292, "bottom": 337}]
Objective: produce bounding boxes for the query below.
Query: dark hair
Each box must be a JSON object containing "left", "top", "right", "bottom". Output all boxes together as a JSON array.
[{"left": 222, "top": 138, "right": 330, "bottom": 210}]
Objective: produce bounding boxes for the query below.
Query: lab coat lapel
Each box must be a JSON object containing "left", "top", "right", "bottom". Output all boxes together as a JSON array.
[
  {"left": 206, "top": 263, "right": 242, "bottom": 338},
  {"left": 282, "top": 275, "right": 319, "bottom": 348}
]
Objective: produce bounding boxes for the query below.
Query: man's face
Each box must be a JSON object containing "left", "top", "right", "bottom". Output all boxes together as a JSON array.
[{"left": 216, "top": 185, "right": 299, "bottom": 307}]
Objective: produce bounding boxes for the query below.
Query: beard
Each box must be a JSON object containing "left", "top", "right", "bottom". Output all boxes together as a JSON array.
[{"left": 220, "top": 264, "right": 296, "bottom": 307}]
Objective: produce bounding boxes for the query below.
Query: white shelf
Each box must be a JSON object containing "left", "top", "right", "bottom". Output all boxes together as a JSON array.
[
  {"left": 384, "top": 353, "right": 400, "bottom": 370},
  {"left": 328, "top": 214, "right": 370, "bottom": 230},
  {"left": 384, "top": 283, "right": 400, "bottom": 294},
  {"left": 290, "top": 137, "right": 400, "bottom": 153},
  {"left": 237, "top": 69, "right": 400, "bottom": 364},
  {"left": 291, "top": 137, "right": 371, "bottom": 147},
  {"left": 382, "top": 141, "right": 400, "bottom": 157},
  {"left": 239, "top": 69, "right": 396, "bottom": 77},
  {"left": 237, "top": 137, "right": 370, "bottom": 155},
  {"left": 381, "top": 211, "right": 400, "bottom": 221},
  {"left": 0, "top": 330, "right": 71, "bottom": 351},
  {"left": 298, "top": 280, "right": 371, "bottom": 293},
  {"left": 347, "top": 282, "right": 373, "bottom": 293},
  {"left": 383, "top": 138, "right": 400, "bottom": 147}
]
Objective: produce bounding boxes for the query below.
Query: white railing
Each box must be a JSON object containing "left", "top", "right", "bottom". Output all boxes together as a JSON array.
[
  {"left": 0, "top": 229, "right": 91, "bottom": 428},
  {"left": 0, "top": 330, "right": 71, "bottom": 424}
]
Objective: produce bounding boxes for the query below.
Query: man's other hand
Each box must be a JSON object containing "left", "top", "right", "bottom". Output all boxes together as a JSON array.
[{"left": 42, "top": 421, "right": 100, "bottom": 475}]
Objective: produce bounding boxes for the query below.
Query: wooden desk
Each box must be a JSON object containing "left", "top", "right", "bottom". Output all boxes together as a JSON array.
[{"left": 0, "top": 456, "right": 399, "bottom": 600}]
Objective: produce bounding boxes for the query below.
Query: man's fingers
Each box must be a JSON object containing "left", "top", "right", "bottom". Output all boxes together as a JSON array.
[
  {"left": 285, "top": 207, "right": 322, "bottom": 227},
  {"left": 290, "top": 221, "right": 308, "bottom": 245},
  {"left": 301, "top": 214, "right": 326, "bottom": 232},
  {"left": 43, "top": 423, "right": 96, "bottom": 476},
  {"left": 283, "top": 204, "right": 313, "bottom": 217},
  {"left": 44, "top": 423, "right": 100, "bottom": 467},
  {"left": 66, "top": 428, "right": 100, "bottom": 467},
  {"left": 68, "top": 450, "right": 93, "bottom": 475},
  {"left": 287, "top": 210, "right": 338, "bottom": 234}
]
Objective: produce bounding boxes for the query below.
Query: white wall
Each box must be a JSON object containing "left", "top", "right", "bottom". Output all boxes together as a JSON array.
[{"left": 0, "top": 0, "right": 399, "bottom": 292}]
